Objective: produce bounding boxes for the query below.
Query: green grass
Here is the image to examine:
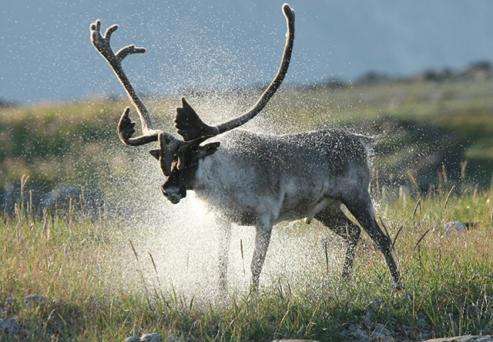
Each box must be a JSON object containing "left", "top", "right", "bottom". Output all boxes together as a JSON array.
[
  {"left": 1, "top": 188, "right": 492, "bottom": 340},
  {"left": 1, "top": 76, "right": 493, "bottom": 340},
  {"left": 1, "top": 77, "right": 493, "bottom": 191}
]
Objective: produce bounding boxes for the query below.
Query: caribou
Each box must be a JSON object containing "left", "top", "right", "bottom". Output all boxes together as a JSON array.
[{"left": 90, "top": 4, "right": 402, "bottom": 291}]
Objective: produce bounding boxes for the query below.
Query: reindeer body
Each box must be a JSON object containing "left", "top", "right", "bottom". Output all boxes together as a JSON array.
[
  {"left": 90, "top": 4, "right": 402, "bottom": 291},
  {"left": 193, "top": 129, "right": 371, "bottom": 226},
  {"left": 190, "top": 129, "right": 401, "bottom": 292}
]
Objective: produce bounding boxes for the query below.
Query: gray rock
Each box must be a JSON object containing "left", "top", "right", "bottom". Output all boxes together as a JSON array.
[
  {"left": 425, "top": 335, "right": 493, "bottom": 342},
  {"left": 444, "top": 221, "right": 466, "bottom": 235},
  {"left": 370, "top": 323, "right": 394, "bottom": 341},
  {"left": 124, "top": 336, "right": 140, "bottom": 342},
  {"left": 140, "top": 333, "right": 162, "bottom": 342},
  {"left": 0, "top": 317, "right": 22, "bottom": 335},
  {"left": 24, "top": 294, "right": 48, "bottom": 308}
]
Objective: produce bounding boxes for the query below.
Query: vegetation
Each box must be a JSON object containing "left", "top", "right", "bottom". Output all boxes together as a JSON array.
[
  {"left": 1, "top": 76, "right": 492, "bottom": 340},
  {"left": 1, "top": 186, "right": 492, "bottom": 340},
  {"left": 1, "top": 77, "right": 493, "bottom": 193}
]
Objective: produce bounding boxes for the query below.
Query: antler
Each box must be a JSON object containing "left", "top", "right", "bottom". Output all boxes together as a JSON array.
[
  {"left": 90, "top": 4, "right": 295, "bottom": 177},
  {"left": 90, "top": 20, "right": 163, "bottom": 146},
  {"left": 175, "top": 4, "right": 295, "bottom": 141}
]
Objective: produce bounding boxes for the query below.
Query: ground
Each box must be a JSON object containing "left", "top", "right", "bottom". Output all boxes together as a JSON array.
[{"left": 0, "top": 77, "right": 492, "bottom": 340}]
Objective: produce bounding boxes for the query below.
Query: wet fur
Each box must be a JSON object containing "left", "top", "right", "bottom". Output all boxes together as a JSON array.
[
  {"left": 189, "top": 129, "right": 401, "bottom": 291},
  {"left": 193, "top": 129, "right": 371, "bottom": 225},
  {"left": 88, "top": 5, "right": 403, "bottom": 291}
]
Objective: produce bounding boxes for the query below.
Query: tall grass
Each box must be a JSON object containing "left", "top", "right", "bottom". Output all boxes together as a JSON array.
[{"left": 1, "top": 186, "right": 492, "bottom": 341}]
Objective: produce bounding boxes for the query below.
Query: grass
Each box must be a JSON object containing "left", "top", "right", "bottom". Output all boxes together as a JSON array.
[
  {"left": 1, "top": 186, "right": 492, "bottom": 340},
  {"left": 1, "top": 75, "right": 493, "bottom": 340},
  {"left": 1, "top": 77, "right": 493, "bottom": 191}
]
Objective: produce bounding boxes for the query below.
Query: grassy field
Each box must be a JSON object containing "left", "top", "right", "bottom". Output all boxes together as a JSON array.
[
  {"left": 1, "top": 77, "right": 493, "bottom": 192},
  {"left": 1, "top": 77, "right": 493, "bottom": 340},
  {"left": 1, "top": 186, "right": 492, "bottom": 340}
]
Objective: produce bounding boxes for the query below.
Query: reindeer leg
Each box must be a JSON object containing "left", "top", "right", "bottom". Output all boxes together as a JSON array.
[
  {"left": 250, "top": 220, "right": 273, "bottom": 293},
  {"left": 315, "top": 206, "right": 361, "bottom": 281},
  {"left": 216, "top": 217, "right": 232, "bottom": 294},
  {"left": 343, "top": 192, "right": 402, "bottom": 290}
]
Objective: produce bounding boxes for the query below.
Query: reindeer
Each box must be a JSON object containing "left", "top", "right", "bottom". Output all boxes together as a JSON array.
[{"left": 90, "top": 4, "right": 402, "bottom": 291}]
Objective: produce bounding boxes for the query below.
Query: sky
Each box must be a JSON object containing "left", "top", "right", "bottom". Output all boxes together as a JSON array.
[{"left": 1, "top": 0, "right": 493, "bottom": 104}]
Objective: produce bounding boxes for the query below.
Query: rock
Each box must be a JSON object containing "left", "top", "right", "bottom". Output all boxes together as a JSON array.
[
  {"left": 0, "top": 317, "right": 22, "bottom": 335},
  {"left": 425, "top": 335, "right": 493, "bottom": 342},
  {"left": 340, "top": 323, "right": 369, "bottom": 341},
  {"left": 140, "top": 333, "right": 162, "bottom": 342},
  {"left": 370, "top": 323, "right": 394, "bottom": 341},
  {"left": 124, "top": 336, "right": 140, "bottom": 342},
  {"left": 444, "top": 221, "right": 466, "bottom": 235},
  {"left": 24, "top": 294, "right": 48, "bottom": 308}
]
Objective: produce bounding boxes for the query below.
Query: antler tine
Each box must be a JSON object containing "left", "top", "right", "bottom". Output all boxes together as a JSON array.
[
  {"left": 90, "top": 19, "right": 162, "bottom": 146},
  {"left": 116, "top": 44, "right": 146, "bottom": 61},
  {"left": 104, "top": 24, "right": 118, "bottom": 43},
  {"left": 174, "top": 4, "right": 296, "bottom": 143}
]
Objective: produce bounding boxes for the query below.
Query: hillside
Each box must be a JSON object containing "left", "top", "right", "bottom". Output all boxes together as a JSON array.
[
  {"left": 1, "top": 76, "right": 493, "bottom": 213},
  {"left": 1, "top": 70, "right": 492, "bottom": 341}
]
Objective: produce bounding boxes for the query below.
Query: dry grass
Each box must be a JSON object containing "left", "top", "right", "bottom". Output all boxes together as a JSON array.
[{"left": 1, "top": 188, "right": 492, "bottom": 341}]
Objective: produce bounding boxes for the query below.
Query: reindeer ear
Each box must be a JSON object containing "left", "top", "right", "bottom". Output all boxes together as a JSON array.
[
  {"left": 149, "top": 149, "right": 160, "bottom": 160},
  {"left": 175, "top": 98, "right": 218, "bottom": 141},
  {"left": 198, "top": 142, "right": 220, "bottom": 159}
]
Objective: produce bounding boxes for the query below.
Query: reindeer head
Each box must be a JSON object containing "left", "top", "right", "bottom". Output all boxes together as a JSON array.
[
  {"left": 90, "top": 4, "right": 295, "bottom": 204},
  {"left": 150, "top": 133, "right": 220, "bottom": 204}
]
